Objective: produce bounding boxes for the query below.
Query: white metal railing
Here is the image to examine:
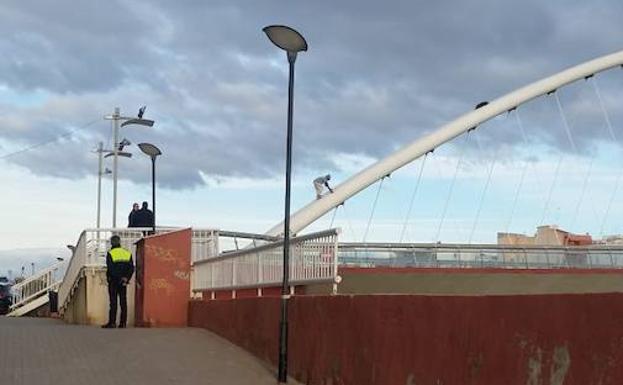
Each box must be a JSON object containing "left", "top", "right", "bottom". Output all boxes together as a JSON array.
[
  {"left": 192, "top": 229, "right": 340, "bottom": 293},
  {"left": 190, "top": 229, "right": 280, "bottom": 263},
  {"left": 338, "top": 243, "right": 623, "bottom": 269},
  {"left": 57, "top": 227, "right": 167, "bottom": 314},
  {"left": 57, "top": 227, "right": 222, "bottom": 314},
  {"left": 10, "top": 261, "right": 66, "bottom": 312},
  {"left": 191, "top": 229, "right": 220, "bottom": 263}
]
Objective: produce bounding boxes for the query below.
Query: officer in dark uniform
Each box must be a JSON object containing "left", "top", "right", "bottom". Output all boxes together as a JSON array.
[{"left": 102, "top": 235, "right": 134, "bottom": 328}]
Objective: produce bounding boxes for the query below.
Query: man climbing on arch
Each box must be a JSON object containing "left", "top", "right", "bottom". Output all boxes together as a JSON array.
[{"left": 313, "top": 174, "right": 334, "bottom": 200}]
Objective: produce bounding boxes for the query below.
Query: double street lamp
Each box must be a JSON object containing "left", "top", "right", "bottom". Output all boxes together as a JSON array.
[
  {"left": 138, "top": 143, "right": 162, "bottom": 234},
  {"left": 104, "top": 108, "right": 154, "bottom": 228},
  {"left": 94, "top": 142, "right": 132, "bottom": 229},
  {"left": 263, "top": 24, "right": 308, "bottom": 384}
]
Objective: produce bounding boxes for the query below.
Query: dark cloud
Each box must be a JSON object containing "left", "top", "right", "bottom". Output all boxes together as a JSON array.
[{"left": 1, "top": 0, "right": 622, "bottom": 188}]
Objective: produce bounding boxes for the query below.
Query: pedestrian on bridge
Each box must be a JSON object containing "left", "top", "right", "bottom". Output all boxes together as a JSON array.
[
  {"left": 314, "top": 174, "right": 334, "bottom": 199},
  {"left": 127, "top": 202, "right": 139, "bottom": 227},
  {"left": 133, "top": 201, "right": 154, "bottom": 229},
  {"left": 102, "top": 235, "right": 134, "bottom": 329}
]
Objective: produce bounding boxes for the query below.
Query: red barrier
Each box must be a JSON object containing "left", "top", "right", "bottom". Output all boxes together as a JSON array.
[
  {"left": 189, "top": 293, "right": 623, "bottom": 385},
  {"left": 135, "top": 228, "right": 191, "bottom": 327}
]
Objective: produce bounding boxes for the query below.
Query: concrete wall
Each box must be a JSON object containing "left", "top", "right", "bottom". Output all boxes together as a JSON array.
[
  {"left": 189, "top": 293, "right": 623, "bottom": 385},
  {"left": 305, "top": 267, "right": 623, "bottom": 295},
  {"left": 62, "top": 266, "right": 135, "bottom": 326}
]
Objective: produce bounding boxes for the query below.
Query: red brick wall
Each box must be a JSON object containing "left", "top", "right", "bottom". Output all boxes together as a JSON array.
[{"left": 189, "top": 294, "right": 623, "bottom": 385}]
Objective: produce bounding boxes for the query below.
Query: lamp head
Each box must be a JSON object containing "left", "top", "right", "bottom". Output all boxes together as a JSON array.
[
  {"left": 138, "top": 142, "right": 162, "bottom": 159},
  {"left": 121, "top": 118, "right": 154, "bottom": 128},
  {"left": 263, "top": 25, "right": 308, "bottom": 55},
  {"left": 118, "top": 138, "right": 131, "bottom": 151}
]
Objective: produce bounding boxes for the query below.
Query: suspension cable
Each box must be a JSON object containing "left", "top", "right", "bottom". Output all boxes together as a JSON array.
[
  {"left": 468, "top": 128, "right": 499, "bottom": 244},
  {"left": 362, "top": 176, "right": 386, "bottom": 242},
  {"left": 434, "top": 131, "right": 471, "bottom": 242},
  {"left": 339, "top": 203, "right": 358, "bottom": 241},
  {"left": 570, "top": 155, "right": 596, "bottom": 230},
  {"left": 592, "top": 78, "right": 623, "bottom": 237},
  {"left": 539, "top": 93, "right": 568, "bottom": 238},
  {"left": 504, "top": 110, "right": 532, "bottom": 243},
  {"left": 398, "top": 154, "right": 428, "bottom": 243},
  {"left": 554, "top": 93, "right": 578, "bottom": 153},
  {"left": 553, "top": 92, "right": 598, "bottom": 232},
  {"left": 0, "top": 118, "right": 100, "bottom": 160},
  {"left": 328, "top": 206, "right": 339, "bottom": 229}
]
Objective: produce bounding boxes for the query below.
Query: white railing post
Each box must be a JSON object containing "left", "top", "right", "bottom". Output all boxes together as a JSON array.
[{"left": 332, "top": 230, "right": 340, "bottom": 295}]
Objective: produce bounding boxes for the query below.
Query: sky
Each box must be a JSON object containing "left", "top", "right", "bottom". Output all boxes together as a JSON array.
[{"left": 1, "top": 1, "right": 623, "bottom": 273}]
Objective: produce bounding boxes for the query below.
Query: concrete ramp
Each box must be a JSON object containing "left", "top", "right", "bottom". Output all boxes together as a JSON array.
[{"left": 0, "top": 317, "right": 294, "bottom": 385}]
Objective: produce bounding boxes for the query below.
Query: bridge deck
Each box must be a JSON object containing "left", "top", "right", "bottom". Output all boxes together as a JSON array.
[{"left": 0, "top": 317, "right": 288, "bottom": 385}]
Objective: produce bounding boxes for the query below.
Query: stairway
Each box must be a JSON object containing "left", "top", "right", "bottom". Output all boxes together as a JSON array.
[{"left": 6, "top": 261, "right": 65, "bottom": 317}]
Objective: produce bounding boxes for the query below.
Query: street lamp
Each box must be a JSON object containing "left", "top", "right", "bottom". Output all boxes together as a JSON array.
[
  {"left": 94, "top": 142, "right": 115, "bottom": 229},
  {"left": 263, "top": 24, "right": 308, "bottom": 384},
  {"left": 104, "top": 107, "right": 155, "bottom": 228},
  {"left": 138, "top": 143, "right": 162, "bottom": 234}
]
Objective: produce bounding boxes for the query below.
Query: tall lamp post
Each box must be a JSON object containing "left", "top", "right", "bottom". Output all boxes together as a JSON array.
[
  {"left": 94, "top": 142, "right": 130, "bottom": 228},
  {"left": 95, "top": 142, "right": 111, "bottom": 229},
  {"left": 138, "top": 143, "right": 162, "bottom": 234},
  {"left": 104, "top": 108, "right": 154, "bottom": 228},
  {"left": 263, "top": 24, "right": 308, "bottom": 383}
]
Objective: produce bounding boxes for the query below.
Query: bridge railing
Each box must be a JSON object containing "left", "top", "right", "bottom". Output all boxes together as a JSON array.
[
  {"left": 192, "top": 229, "right": 340, "bottom": 294},
  {"left": 57, "top": 227, "right": 235, "bottom": 314},
  {"left": 57, "top": 228, "right": 151, "bottom": 314},
  {"left": 10, "top": 260, "right": 66, "bottom": 312},
  {"left": 190, "top": 229, "right": 279, "bottom": 263},
  {"left": 338, "top": 243, "right": 623, "bottom": 269}
]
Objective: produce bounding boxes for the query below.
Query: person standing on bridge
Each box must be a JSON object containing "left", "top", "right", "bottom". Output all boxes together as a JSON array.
[
  {"left": 127, "top": 202, "right": 139, "bottom": 227},
  {"left": 133, "top": 201, "right": 154, "bottom": 229},
  {"left": 314, "top": 174, "right": 334, "bottom": 199},
  {"left": 102, "top": 235, "right": 134, "bottom": 328}
]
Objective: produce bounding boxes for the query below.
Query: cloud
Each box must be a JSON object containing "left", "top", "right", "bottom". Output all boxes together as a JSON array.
[{"left": 1, "top": 0, "right": 622, "bottom": 189}]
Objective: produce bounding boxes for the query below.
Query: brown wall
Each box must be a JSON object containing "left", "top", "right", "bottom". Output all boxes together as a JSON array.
[
  {"left": 304, "top": 267, "right": 623, "bottom": 296},
  {"left": 189, "top": 293, "right": 623, "bottom": 385}
]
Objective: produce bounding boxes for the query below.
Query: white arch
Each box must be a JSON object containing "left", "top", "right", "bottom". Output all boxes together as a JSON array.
[{"left": 266, "top": 50, "right": 623, "bottom": 236}]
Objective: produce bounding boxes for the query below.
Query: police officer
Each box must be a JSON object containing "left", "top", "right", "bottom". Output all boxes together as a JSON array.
[{"left": 102, "top": 235, "right": 134, "bottom": 328}]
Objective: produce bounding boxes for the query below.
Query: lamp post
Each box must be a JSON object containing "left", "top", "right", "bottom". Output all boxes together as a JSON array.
[
  {"left": 104, "top": 108, "right": 154, "bottom": 228},
  {"left": 95, "top": 142, "right": 131, "bottom": 229},
  {"left": 95, "top": 142, "right": 112, "bottom": 229},
  {"left": 138, "top": 143, "right": 162, "bottom": 234},
  {"left": 263, "top": 24, "right": 308, "bottom": 384}
]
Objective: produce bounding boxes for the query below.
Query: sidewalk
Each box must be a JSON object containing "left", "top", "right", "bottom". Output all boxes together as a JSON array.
[{"left": 0, "top": 317, "right": 297, "bottom": 385}]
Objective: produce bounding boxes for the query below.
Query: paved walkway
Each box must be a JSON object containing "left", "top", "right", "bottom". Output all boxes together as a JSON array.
[{"left": 0, "top": 317, "right": 295, "bottom": 385}]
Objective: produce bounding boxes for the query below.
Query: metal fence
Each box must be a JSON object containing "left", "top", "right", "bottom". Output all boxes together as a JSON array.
[
  {"left": 192, "top": 229, "right": 340, "bottom": 294},
  {"left": 190, "top": 229, "right": 278, "bottom": 263},
  {"left": 57, "top": 227, "right": 229, "bottom": 314},
  {"left": 10, "top": 261, "right": 66, "bottom": 312},
  {"left": 57, "top": 228, "right": 149, "bottom": 314},
  {"left": 338, "top": 243, "right": 623, "bottom": 269}
]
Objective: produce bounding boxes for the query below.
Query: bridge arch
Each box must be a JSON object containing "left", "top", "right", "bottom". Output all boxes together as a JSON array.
[{"left": 266, "top": 50, "right": 623, "bottom": 236}]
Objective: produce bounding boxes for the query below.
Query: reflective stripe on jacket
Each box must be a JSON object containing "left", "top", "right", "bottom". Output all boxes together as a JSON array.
[{"left": 109, "top": 247, "right": 132, "bottom": 263}]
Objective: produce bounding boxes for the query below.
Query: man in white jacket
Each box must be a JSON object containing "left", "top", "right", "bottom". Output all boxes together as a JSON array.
[{"left": 313, "top": 174, "right": 334, "bottom": 199}]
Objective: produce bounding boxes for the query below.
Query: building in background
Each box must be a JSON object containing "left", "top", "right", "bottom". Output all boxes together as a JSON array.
[
  {"left": 497, "top": 225, "right": 593, "bottom": 266},
  {"left": 497, "top": 225, "right": 592, "bottom": 246}
]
